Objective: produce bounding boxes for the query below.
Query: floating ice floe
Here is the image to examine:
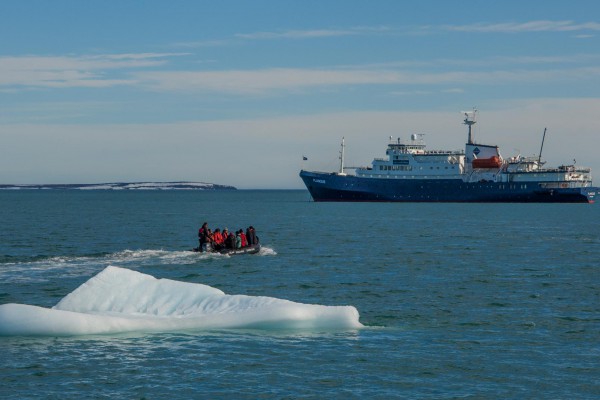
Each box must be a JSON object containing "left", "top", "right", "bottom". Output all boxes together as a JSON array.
[{"left": 0, "top": 266, "right": 362, "bottom": 336}]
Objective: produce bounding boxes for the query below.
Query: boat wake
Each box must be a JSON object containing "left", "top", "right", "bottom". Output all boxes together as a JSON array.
[
  {"left": 108, "top": 246, "right": 276, "bottom": 263},
  {"left": 257, "top": 246, "right": 277, "bottom": 256},
  {"left": 0, "top": 247, "right": 278, "bottom": 282},
  {"left": 0, "top": 266, "right": 362, "bottom": 336}
]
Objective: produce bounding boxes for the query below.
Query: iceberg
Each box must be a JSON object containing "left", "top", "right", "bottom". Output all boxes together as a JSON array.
[{"left": 0, "top": 266, "right": 362, "bottom": 336}]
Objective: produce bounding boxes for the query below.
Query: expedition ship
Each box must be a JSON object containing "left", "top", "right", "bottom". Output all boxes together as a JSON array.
[{"left": 299, "top": 110, "right": 597, "bottom": 203}]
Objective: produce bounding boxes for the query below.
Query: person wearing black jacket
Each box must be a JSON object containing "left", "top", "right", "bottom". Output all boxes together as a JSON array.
[{"left": 198, "top": 222, "right": 208, "bottom": 252}]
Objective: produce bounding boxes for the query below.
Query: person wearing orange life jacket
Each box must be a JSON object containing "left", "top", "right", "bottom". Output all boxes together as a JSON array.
[{"left": 212, "top": 228, "right": 224, "bottom": 250}]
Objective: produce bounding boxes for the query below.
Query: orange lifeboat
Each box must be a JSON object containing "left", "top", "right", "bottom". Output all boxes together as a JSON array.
[{"left": 472, "top": 156, "right": 502, "bottom": 169}]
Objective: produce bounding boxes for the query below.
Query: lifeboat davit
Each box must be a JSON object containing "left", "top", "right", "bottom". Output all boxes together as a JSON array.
[{"left": 472, "top": 156, "right": 502, "bottom": 169}]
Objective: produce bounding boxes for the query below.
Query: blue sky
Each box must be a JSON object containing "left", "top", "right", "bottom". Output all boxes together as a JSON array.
[{"left": 1, "top": 0, "right": 599, "bottom": 188}]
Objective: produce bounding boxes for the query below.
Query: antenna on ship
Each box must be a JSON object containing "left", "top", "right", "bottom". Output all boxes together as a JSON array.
[
  {"left": 338, "top": 137, "right": 346, "bottom": 175},
  {"left": 538, "top": 127, "right": 547, "bottom": 164},
  {"left": 462, "top": 108, "right": 477, "bottom": 144}
]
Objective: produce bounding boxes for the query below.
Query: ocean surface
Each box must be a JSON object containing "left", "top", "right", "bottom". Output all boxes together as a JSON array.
[{"left": 1, "top": 190, "right": 598, "bottom": 399}]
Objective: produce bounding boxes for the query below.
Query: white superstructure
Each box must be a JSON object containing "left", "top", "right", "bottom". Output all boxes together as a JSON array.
[{"left": 350, "top": 110, "right": 593, "bottom": 188}]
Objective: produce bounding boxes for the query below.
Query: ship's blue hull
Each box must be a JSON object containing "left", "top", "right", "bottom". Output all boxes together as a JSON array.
[{"left": 300, "top": 170, "right": 597, "bottom": 203}]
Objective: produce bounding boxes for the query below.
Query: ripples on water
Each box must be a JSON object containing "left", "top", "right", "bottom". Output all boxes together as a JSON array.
[{"left": 1, "top": 190, "right": 599, "bottom": 398}]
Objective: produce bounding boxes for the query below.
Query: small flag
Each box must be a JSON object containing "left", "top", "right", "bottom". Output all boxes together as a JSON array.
[{"left": 303, "top": 156, "right": 308, "bottom": 161}]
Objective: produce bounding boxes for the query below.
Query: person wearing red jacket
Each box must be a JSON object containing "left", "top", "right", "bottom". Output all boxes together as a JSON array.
[{"left": 239, "top": 229, "right": 248, "bottom": 247}]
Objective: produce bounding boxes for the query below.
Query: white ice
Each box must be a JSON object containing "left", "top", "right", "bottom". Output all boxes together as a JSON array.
[{"left": 0, "top": 266, "right": 362, "bottom": 336}]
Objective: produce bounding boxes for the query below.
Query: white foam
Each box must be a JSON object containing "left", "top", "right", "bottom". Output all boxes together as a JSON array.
[
  {"left": 0, "top": 266, "right": 362, "bottom": 336},
  {"left": 258, "top": 246, "right": 277, "bottom": 256},
  {"left": 0, "top": 250, "right": 215, "bottom": 283}
]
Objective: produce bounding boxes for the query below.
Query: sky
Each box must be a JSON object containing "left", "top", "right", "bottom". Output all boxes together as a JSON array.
[{"left": 1, "top": 0, "right": 599, "bottom": 189}]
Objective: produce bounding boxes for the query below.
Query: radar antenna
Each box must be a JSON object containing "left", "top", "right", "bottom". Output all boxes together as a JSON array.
[
  {"left": 461, "top": 108, "right": 477, "bottom": 144},
  {"left": 338, "top": 137, "right": 346, "bottom": 175}
]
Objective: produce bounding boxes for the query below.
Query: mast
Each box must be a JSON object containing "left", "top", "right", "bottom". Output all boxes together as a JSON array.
[
  {"left": 338, "top": 137, "right": 346, "bottom": 175},
  {"left": 462, "top": 108, "right": 477, "bottom": 144},
  {"left": 538, "top": 127, "right": 547, "bottom": 164}
]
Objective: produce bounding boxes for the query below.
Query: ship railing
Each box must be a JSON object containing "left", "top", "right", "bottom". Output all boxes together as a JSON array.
[
  {"left": 390, "top": 150, "right": 463, "bottom": 155},
  {"left": 552, "top": 166, "right": 591, "bottom": 173},
  {"left": 539, "top": 181, "right": 590, "bottom": 189},
  {"left": 422, "top": 150, "right": 464, "bottom": 155}
]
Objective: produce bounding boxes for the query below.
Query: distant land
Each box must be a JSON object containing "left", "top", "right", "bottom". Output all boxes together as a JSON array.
[{"left": 0, "top": 182, "right": 237, "bottom": 190}]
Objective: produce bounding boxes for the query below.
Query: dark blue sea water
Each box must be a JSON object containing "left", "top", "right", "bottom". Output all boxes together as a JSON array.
[{"left": 1, "top": 190, "right": 599, "bottom": 399}]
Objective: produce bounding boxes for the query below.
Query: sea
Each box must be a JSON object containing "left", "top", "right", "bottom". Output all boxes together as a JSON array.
[{"left": 1, "top": 189, "right": 598, "bottom": 399}]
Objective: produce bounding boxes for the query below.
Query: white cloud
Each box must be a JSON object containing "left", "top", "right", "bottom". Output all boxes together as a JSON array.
[
  {"left": 172, "top": 39, "right": 234, "bottom": 48},
  {"left": 3, "top": 52, "right": 599, "bottom": 95},
  {"left": 135, "top": 66, "right": 600, "bottom": 94},
  {"left": 236, "top": 29, "right": 356, "bottom": 40},
  {"left": 136, "top": 68, "right": 403, "bottom": 94},
  {"left": 235, "top": 26, "right": 390, "bottom": 40},
  {"left": 171, "top": 26, "right": 391, "bottom": 47},
  {"left": 441, "top": 88, "right": 464, "bottom": 94},
  {"left": 445, "top": 20, "right": 600, "bottom": 33},
  {"left": 0, "top": 53, "right": 186, "bottom": 89},
  {"left": 389, "top": 90, "right": 432, "bottom": 96},
  {"left": 92, "top": 53, "right": 191, "bottom": 61},
  {"left": 176, "top": 21, "right": 600, "bottom": 45},
  {"left": 573, "top": 34, "right": 595, "bottom": 39}
]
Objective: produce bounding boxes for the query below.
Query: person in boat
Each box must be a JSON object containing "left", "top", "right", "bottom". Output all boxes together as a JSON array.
[
  {"left": 212, "top": 228, "right": 224, "bottom": 251},
  {"left": 246, "top": 226, "right": 257, "bottom": 246},
  {"left": 226, "top": 230, "right": 236, "bottom": 249},
  {"left": 198, "top": 222, "right": 208, "bottom": 252},
  {"left": 245, "top": 226, "right": 253, "bottom": 246},
  {"left": 235, "top": 230, "right": 242, "bottom": 249},
  {"left": 239, "top": 229, "right": 248, "bottom": 247},
  {"left": 205, "top": 228, "right": 214, "bottom": 252},
  {"left": 218, "top": 228, "right": 227, "bottom": 249},
  {"left": 221, "top": 228, "right": 229, "bottom": 248}
]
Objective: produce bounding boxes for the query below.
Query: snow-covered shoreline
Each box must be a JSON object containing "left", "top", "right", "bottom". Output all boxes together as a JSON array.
[{"left": 0, "top": 181, "right": 236, "bottom": 190}]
